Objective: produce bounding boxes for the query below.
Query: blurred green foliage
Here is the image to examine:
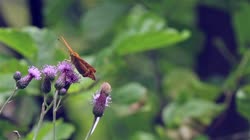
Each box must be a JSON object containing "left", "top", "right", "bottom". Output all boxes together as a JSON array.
[{"left": 1, "top": 0, "right": 250, "bottom": 140}]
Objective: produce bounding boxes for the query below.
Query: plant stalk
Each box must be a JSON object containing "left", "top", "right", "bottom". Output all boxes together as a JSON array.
[{"left": 0, "top": 87, "right": 18, "bottom": 114}]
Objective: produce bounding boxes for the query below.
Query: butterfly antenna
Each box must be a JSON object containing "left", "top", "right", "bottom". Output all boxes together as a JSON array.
[{"left": 59, "top": 36, "right": 74, "bottom": 54}]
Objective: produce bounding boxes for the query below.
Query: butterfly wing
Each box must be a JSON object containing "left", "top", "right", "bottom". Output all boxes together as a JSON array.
[
  {"left": 72, "top": 54, "right": 96, "bottom": 80},
  {"left": 59, "top": 36, "right": 96, "bottom": 80}
]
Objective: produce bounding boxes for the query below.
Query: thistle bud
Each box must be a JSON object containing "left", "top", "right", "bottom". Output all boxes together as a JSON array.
[
  {"left": 58, "top": 88, "right": 67, "bottom": 96},
  {"left": 41, "top": 77, "right": 51, "bottom": 93},
  {"left": 13, "top": 71, "right": 22, "bottom": 81},
  {"left": 55, "top": 73, "right": 66, "bottom": 90},
  {"left": 16, "top": 66, "right": 41, "bottom": 89},
  {"left": 16, "top": 75, "right": 32, "bottom": 89},
  {"left": 92, "top": 82, "right": 112, "bottom": 117}
]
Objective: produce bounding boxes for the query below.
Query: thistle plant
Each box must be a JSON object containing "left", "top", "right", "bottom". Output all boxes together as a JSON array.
[
  {"left": 53, "top": 61, "right": 80, "bottom": 140},
  {"left": 0, "top": 47, "right": 111, "bottom": 140},
  {"left": 33, "top": 65, "right": 57, "bottom": 140},
  {"left": 84, "top": 82, "right": 112, "bottom": 140},
  {"left": 0, "top": 66, "right": 41, "bottom": 114}
]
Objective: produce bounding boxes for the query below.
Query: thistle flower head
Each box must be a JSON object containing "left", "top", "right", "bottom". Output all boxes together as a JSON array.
[
  {"left": 66, "top": 71, "right": 80, "bottom": 84},
  {"left": 16, "top": 66, "right": 41, "bottom": 89},
  {"left": 57, "top": 61, "right": 73, "bottom": 73},
  {"left": 92, "top": 82, "right": 112, "bottom": 117},
  {"left": 55, "top": 61, "right": 80, "bottom": 93},
  {"left": 28, "top": 66, "right": 41, "bottom": 80},
  {"left": 42, "top": 65, "right": 57, "bottom": 81}
]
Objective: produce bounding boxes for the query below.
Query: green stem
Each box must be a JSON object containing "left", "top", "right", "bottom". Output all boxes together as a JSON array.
[
  {"left": 56, "top": 96, "right": 62, "bottom": 109},
  {"left": 223, "top": 51, "right": 250, "bottom": 91},
  {"left": 84, "top": 116, "right": 100, "bottom": 140},
  {"left": 53, "top": 90, "right": 59, "bottom": 140},
  {"left": 0, "top": 87, "right": 18, "bottom": 114},
  {"left": 33, "top": 95, "right": 53, "bottom": 140}
]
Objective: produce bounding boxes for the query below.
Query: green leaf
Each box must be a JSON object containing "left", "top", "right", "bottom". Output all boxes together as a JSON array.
[
  {"left": 112, "top": 5, "right": 190, "bottom": 55},
  {"left": 23, "top": 27, "right": 62, "bottom": 66},
  {"left": 0, "top": 59, "right": 28, "bottom": 73},
  {"left": 233, "top": 2, "right": 250, "bottom": 54},
  {"left": 0, "top": 120, "right": 17, "bottom": 138},
  {"left": 82, "top": 2, "right": 127, "bottom": 40},
  {"left": 112, "top": 82, "right": 147, "bottom": 104},
  {"left": 236, "top": 86, "right": 250, "bottom": 120},
  {"left": 111, "top": 82, "right": 148, "bottom": 116},
  {"left": 163, "top": 69, "right": 220, "bottom": 101},
  {"left": 162, "top": 99, "right": 224, "bottom": 128},
  {"left": 162, "top": 0, "right": 197, "bottom": 26},
  {"left": 25, "top": 119, "right": 75, "bottom": 140},
  {"left": 0, "top": 28, "right": 37, "bottom": 60},
  {"left": 0, "top": 73, "right": 16, "bottom": 92}
]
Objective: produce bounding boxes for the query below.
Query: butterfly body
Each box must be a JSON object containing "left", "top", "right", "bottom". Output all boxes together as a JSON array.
[{"left": 59, "top": 36, "right": 96, "bottom": 80}]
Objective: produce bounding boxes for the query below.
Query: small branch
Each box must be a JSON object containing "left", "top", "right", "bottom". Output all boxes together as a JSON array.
[
  {"left": 214, "top": 38, "right": 238, "bottom": 66},
  {"left": 56, "top": 96, "right": 62, "bottom": 110},
  {"left": 223, "top": 51, "right": 250, "bottom": 91},
  {"left": 0, "top": 87, "right": 18, "bottom": 114},
  {"left": 33, "top": 95, "right": 53, "bottom": 140},
  {"left": 53, "top": 90, "right": 59, "bottom": 140}
]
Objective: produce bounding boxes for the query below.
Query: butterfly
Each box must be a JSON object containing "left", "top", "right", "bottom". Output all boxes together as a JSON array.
[{"left": 59, "top": 36, "right": 96, "bottom": 80}]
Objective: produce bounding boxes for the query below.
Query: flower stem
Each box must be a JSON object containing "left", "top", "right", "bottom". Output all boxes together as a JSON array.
[
  {"left": 84, "top": 116, "right": 100, "bottom": 140},
  {"left": 0, "top": 87, "right": 18, "bottom": 114},
  {"left": 53, "top": 90, "right": 59, "bottom": 140},
  {"left": 56, "top": 96, "right": 62, "bottom": 109},
  {"left": 33, "top": 95, "right": 53, "bottom": 140}
]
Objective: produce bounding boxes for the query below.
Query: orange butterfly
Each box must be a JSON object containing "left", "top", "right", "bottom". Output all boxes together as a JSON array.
[{"left": 59, "top": 36, "right": 96, "bottom": 80}]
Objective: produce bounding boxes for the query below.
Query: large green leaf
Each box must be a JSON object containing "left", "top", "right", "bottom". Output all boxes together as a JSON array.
[
  {"left": 233, "top": 2, "right": 250, "bottom": 52},
  {"left": 25, "top": 119, "right": 75, "bottom": 140},
  {"left": 111, "top": 82, "right": 148, "bottom": 116},
  {"left": 236, "top": 86, "right": 250, "bottom": 120},
  {"left": 0, "top": 28, "right": 37, "bottom": 60},
  {"left": 0, "top": 59, "right": 28, "bottom": 73},
  {"left": 112, "top": 5, "right": 190, "bottom": 55},
  {"left": 0, "top": 73, "right": 16, "bottom": 104},
  {"left": 162, "top": 99, "right": 224, "bottom": 128},
  {"left": 23, "top": 27, "right": 63, "bottom": 66},
  {"left": 81, "top": 2, "right": 128, "bottom": 40},
  {"left": 163, "top": 69, "right": 220, "bottom": 101},
  {"left": 0, "top": 120, "right": 17, "bottom": 139},
  {"left": 161, "top": 0, "right": 197, "bottom": 26},
  {"left": 112, "top": 82, "right": 147, "bottom": 104}
]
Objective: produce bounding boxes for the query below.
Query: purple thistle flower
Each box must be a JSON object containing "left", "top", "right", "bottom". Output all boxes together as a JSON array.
[
  {"left": 42, "top": 65, "right": 57, "bottom": 81},
  {"left": 16, "top": 66, "right": 41, "bottom": 89},
  {"left": 92, "top": 82, "right": 112, "bottom": 117},
  {"left": 41, "top": 65, "right": 58, "bottom": 93},
  {"left": 65, "top": 71, "right": 80, "bottom": 84},
  {"left": 85, "top": 82, "right": 112, "bottom": 139},
  {"left": 28, "top": 66, "right": 41, "bottom": 80},
  {"left": 55, "top": 72, "right": 66, "bottom": 90},
  {"left": 57, "top": 61, "right": 73, "bottom": 73},
  {"left": 54, "top": 61, "right": 80, "bottom": 94}
]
